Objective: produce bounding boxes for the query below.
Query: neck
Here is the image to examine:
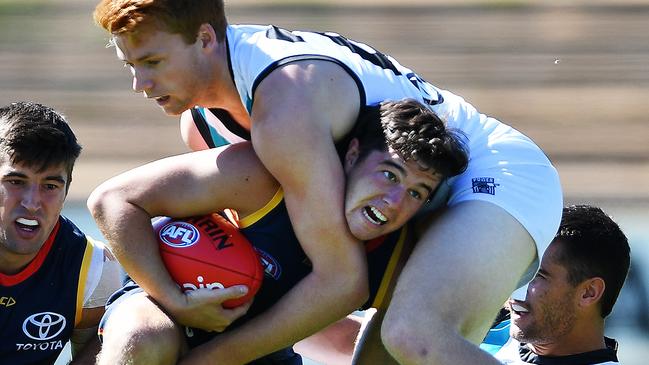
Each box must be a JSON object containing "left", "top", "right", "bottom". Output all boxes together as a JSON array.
[
  {"left": 529, "top": 319, "right": 606, "bottom": 356},
  {"left": 198, "top": 36, "right": 251, "bottom": 128},
  {"left": 0, "top": 251, "right": 38, "bottom": 276}
]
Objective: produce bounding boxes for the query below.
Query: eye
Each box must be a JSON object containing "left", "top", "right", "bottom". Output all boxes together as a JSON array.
[
  {"left": 44, "top": 183, "right": 60, "bottom": 191},
  {"left": 6, "top": 179, "right": 24, "bottom": 186},
  {"left": 145, "top": 59, "right": 161, "bottom": 67},
  {"left": 408, "top": 189, "right": 423, "bottom": 200},
  {"left": 382, "top": 170, "right": 398, "bottom": 183}
]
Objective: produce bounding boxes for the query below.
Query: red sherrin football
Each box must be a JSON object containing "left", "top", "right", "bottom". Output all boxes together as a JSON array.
[{"left": 154, "top": 213, "right": 263, "bottom": 308}]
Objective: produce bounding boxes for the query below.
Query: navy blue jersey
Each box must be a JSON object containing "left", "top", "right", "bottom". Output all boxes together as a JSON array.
[
  {"left": 0, "top": 216, "right": 94, "bottom": 365},
  {"left": 101, "top": 192, "right": 411, "bottom": 360},
  {"left": 240, "top": 189, "right": 410, "bottom": 318}
]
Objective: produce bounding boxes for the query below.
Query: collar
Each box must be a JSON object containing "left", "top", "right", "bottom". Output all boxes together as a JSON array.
[
  {"left": 518, "top": 337, "right": 619, "bottom": 364},
  {"left": 0, "top": 219, "right": 61, "bottom": 286}
]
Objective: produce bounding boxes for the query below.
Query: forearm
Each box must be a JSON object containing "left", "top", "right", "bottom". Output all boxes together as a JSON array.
[
  {"left": 191, "top": 269, "right": 368, "bottom": 364},
  {"left": 88, "top": 189, "right": 183, "bottom": 308}
]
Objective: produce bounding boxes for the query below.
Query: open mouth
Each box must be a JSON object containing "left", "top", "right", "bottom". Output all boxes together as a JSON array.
[
  {"left": 510, "top": 302, "right": 529, "bottom": 315},
  {"left": 363, "top": 206, "right": 388, "bottom": 226},
  {"left": 16, "top": 217, "right": 39, "bottom": 232},
  {"left": 155, "top": 96, "right": 170, "bottom": 104}
]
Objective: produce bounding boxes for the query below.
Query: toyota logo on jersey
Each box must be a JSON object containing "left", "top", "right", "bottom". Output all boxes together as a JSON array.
[
  {"left": 22, "top": 312, "right": 66, "bottom": 341},
  {"left": 159, "top": 221, "right": 200, "bottom": 248}
]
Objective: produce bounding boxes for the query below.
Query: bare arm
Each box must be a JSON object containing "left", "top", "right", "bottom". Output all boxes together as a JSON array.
[
  {"left": 87, "top": 143, "right": 278, "bottom": 330},
  {"left": 180, "top": 61, "right": 369, "bottom": 364},
  {"left": 68, "top": 307, "right": 104, "bottom": 364}
]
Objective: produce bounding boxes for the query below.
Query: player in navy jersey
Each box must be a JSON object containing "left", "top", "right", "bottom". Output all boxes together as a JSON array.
[
  {"left": 0, "top": 102, "right": 121, "bottom": 365},
  {"left": 90, "top": 99, "right": 468, "bottom": 364},
  {"left": 92, "top": 1, "right": 563, "bottom": 364},
  {"left": 479, "top": 205, "right": 629, "bottom": 365}
]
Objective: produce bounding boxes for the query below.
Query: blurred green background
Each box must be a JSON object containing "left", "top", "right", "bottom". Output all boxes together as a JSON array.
[{"left": 2, "top": 0, "right": 648, "bottom": 363}]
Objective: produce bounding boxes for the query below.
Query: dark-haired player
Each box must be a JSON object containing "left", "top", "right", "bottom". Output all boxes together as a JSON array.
[
  {"left": 90, "top": 99, "right": 468, "bottom": 364},
  {"left": 93, "top": 1, "right": 563, "bottom": 363},
  {"left": 481, "top": 205, "right": 630, "bottom": 365},
  {"left": 0, "top": 102, "right": 121, "bottom": 365}
]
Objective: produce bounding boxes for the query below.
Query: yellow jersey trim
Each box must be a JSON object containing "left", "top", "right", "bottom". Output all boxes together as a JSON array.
[
  {"left": 74, "top": 237, "right": 95, "bottom": 326},
  {"left": 370, "top": 226, "right": 408, "bottom": 310},
  {"left": 239, "top": 188, "right": 284, "bottom": 228}
]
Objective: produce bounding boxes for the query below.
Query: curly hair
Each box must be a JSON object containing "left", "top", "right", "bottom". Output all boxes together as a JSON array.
[{"left": 353, "top": 98, "right": 468, "bottom": 179}]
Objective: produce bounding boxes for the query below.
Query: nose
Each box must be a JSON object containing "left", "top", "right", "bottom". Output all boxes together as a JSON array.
[
  {"left": 21, "top": 184, "right": 42, "bottom": 212},
  {"left": 383, "top": 187, "right": 406, "bottom": 207},
  {"left": 132, "top": 69, "right": 154, "bottom": 94}
]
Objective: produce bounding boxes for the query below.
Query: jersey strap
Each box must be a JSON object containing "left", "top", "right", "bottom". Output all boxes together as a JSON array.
[{"left": 190, "top": 107, "right": 217, "bottom": 148}]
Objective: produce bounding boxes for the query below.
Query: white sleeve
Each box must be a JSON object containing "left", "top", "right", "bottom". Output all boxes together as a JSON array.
[{"left": 82, "top": 237, "right": 123, "bottom": 308}]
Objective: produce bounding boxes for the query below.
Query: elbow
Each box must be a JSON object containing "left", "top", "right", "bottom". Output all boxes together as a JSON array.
[
  {"left": 86, "top": 183, "right": 111, "bottom": 222},
  {"left": 86, "top": 180, "right": 129, "bottom": 227}
]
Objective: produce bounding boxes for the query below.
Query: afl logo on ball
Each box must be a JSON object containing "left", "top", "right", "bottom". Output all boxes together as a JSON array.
[{"left": 160, "top": 221, "right": 200, "bottom": 248}]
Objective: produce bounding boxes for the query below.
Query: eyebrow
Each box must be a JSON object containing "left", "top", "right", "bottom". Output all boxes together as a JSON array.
[
  {"left": 3, "top": 171, "right": 66, "bottom": 185},
  {"left": 120, "top": 52, "right": 157, "bottom": 64},
  {"left": 380, "top": 160, "right": 434, "bottom": 195}
]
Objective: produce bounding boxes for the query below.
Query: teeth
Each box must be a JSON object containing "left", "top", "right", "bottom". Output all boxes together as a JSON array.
[
  {"left": 17, "top": 218, "right": 38, "bottom": 226},
  {"left": 511, "top": 303, "right": 529, "bottom": 313},
  {"left": 363, "top": 206, "right": 388, "bottom": 225},
  {"left": 371, "top": 207, "right": 387, "bottom": 222}
]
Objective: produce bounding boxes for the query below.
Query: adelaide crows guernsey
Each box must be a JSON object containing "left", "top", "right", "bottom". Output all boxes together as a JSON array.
[
  {"left": 0, "top": 216, "right": 102, "bottom": 365},
  {"left": 239, "top": 189, "right": 410, "bottom": 320}
]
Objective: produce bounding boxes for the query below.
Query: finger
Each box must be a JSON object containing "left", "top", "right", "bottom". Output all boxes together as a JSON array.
[{"left": 212, "top": 285, "right": 249, "bottom": 301}]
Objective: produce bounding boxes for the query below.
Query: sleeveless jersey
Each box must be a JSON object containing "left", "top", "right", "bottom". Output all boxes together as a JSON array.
[
  {"left": 168, "top": 190, "right": 411, "bottom": 350},
  {"left": 239, "top": 189, "right": 410, "bottom": 319},
  {"left": 0, "top": 216, "right": 102, "bottom": 365},
  {"left": 193, "top": 23, "right": 504, "bottom": 150},
  {"left": 191, "top": 23, "right": 563, "bottom": 300},
  {"left": 481, "top": 319, "right": 620, "bottom": 365}
]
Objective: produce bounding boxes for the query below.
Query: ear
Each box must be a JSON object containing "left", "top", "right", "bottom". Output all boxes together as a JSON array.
[
  {"left": 344, "top": 138, "right": 360, "bottom": 172},
  {"left": 578, "top": 277, "right": 605, "bottom": 309},
  {"left": 196, "top": 23, "right": 218, "bottom": 50}
]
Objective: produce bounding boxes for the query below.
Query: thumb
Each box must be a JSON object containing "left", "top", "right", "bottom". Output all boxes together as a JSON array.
[
  {"left": 186, "top": 285, "right": 248, "bottom": 304},
  {"left": 218, "top": 285, "right": 249, "bottom": 300}
]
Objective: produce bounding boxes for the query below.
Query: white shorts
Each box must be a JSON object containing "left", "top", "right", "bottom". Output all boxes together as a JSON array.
[{"left": 424, "top": 118, "right": 563, "bottom": 300}]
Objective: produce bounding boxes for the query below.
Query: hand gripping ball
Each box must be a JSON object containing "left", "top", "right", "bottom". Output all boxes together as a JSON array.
[{"left": 154, "top": 213, "right": 263, "bottom": 308}]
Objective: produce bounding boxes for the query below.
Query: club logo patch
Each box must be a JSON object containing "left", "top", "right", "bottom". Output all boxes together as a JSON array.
[
  {"left": 254, "top": 248, "right": 282, "bottom": 280},
  {"left": 472, "top": 177, "right": 499, "bottom": 195}
]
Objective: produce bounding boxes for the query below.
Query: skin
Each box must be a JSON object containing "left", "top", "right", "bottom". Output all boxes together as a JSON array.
[
  {"left": 508, "top": 241, "right": 607, "bottom": 356},
  {"left": 0, "top": 155, "right": 104, "bottom": 364},
  {"left": 105, "top": 22, "right": 368, "bottom": 365},
  {"left": 103, "top": 19, "right": 551, "bottom": 365},
  {"left": 91, "top": 141, "right": 439, "bottom": 364},
  {"left": 0, "top": 158, "right": 67, "bottom": 275}
]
